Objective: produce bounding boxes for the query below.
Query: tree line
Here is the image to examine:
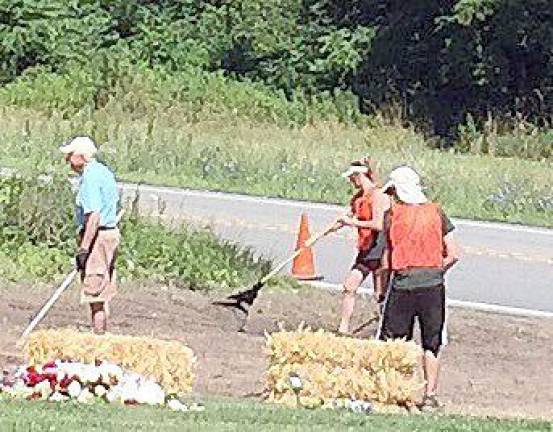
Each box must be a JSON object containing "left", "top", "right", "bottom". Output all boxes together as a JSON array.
[{"left": 1, "top": 1, "right": 551, "bottom": 138}]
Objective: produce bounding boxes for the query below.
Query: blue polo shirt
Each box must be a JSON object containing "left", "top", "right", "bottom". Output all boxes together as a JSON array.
[{"left": 76, "top": 160, "right": 118, "bottom": 229}]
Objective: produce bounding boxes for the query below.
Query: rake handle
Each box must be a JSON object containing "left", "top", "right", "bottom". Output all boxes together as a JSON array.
[
  {"left": 18, "top": 269, "right": 79, "bottom": 344},
  {"left": 259, "top": 220, "right": 340, "bottom": 285},
  {"left": 17, "top": 210, "right": 125, "bottom": 346}
]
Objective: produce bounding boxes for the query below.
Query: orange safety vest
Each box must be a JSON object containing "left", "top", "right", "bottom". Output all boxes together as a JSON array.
[
  {"left": 351, "top": 192, "right": 375, "bottom": 251},
  {"left": 388, "top": 203, "right": 443, "bottom": 271}
]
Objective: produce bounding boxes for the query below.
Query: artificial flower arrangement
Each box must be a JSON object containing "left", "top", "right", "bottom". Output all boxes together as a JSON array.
[{"left": 1, "top": 359, "right": 204, "bottom": 413}]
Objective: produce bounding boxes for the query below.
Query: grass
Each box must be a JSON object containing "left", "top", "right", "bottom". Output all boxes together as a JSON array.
[
  {"left": 0, "top": 106, "right": 552, "bottom": 227},
  {"left": 0, "top": 397, "right": 550, "bottom": 432}
]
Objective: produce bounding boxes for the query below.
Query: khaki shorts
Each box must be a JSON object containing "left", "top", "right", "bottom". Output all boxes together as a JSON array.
[{"left": 80, "top": 229, "right": 120, "bottom": 304}]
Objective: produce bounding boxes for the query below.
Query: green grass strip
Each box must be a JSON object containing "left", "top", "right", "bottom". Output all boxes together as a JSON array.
[{"left": 0, "top": 398, "right": 550, "bottom": 432}]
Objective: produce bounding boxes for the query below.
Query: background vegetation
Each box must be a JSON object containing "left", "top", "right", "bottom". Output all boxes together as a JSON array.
[
  {"left": 0, "top": 174, "right": 272, "bottom": 286},
  {"left": 0, "top": 0, "right": 551, "bottom": 229},
  {"left": 1, "top": 1, "right": 553, "bottom": 144}
]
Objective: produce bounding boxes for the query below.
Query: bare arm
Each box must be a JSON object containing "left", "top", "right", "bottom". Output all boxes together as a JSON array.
[
  {"left": 79, "top": 212, "right": 100, "bottom": 251},
  {"left": 443, "top": 232, "right": 461, "bottom": 272},
  {"left": 345, "top": 192, "right": 390, "bottom": 231}
]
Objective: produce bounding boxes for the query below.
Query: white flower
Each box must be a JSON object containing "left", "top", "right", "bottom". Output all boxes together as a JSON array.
[
  {"left": 189, "top": 403, "right": 205, "bottom": 412},
  {"left": 34, "top": 380, "right": 53, "bottom": 400},
  {"left": 167, "top": 399, "right": 188, "bottom": 412},
  {"left": 345, "top": 399, "right": 372, "bottom": 414},
  {"left": 67, "top": 380, "right": 82, "bottom": 399},
  {"left": 14, "top": 366, "right": 27, "bottom": 379},
  {"left": 50, "top": 392, "right": 68, "bottom": 402},
  {"left": 94, "top": 385, "right": 107, "bottom": 398},
  {"left": 58, "top": 362, "right": 81, "bottom": 378},
  {"left": 107, "top": 364, "right": 123, "bottom": 382},
  {"left": 77, "top": 388, "right": 94, "bottom": 404},
  {"left": 4, "top": 381, "right": 33, "bottom": 399},
  {"left": 106, "top": 386, "right": 122, "bottom": 404},
  {"left": 98, "top": 363, "right": 122, "bottom": 385},
  {"left": 135, "top": 380, "right": 165, "bottom": 406},
  {"left": 43, "top": 366, "right": 57, "bottom": 375},
  {"left": 120, "top": 378, "right": 139, "bottom": 403},
  {"left": 288, "top": 374, "right": 303, "bottom": 391},
  {"left": 81, "top": 365, "right": 100, "bottom": 384}
]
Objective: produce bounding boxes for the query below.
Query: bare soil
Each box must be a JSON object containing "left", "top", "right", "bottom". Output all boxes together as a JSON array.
[{"left": 1, "top": 282, "right": 552, "bottom": 420}]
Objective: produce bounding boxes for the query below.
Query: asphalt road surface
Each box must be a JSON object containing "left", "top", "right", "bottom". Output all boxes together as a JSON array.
[{"left": 119, "top": 182, "right": 553, "bottom": 314}]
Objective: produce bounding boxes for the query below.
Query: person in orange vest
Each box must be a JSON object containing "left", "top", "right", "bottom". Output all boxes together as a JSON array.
[
  {"left": 378, "top": 165, "right": 460, "bottom": 412},
  {"left": 335, "top": 158, "right": 391, "bottom": 335}
]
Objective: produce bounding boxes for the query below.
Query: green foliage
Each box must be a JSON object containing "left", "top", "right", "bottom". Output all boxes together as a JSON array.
[
  {"left": 0, "top": 173, "right": 270, "bottom": 286},
  {"left": 119, "top": 216, "right": 270, "bottom": 291},
  {"left": 457, "top": 113, "right": 553, "bottom": 160},
  {"left": 0, "top": 1, "right": 114, "bottom": 83},
  {"left": 1, "top": 0, "right": 553, "bottom": 151},
  {"left": 0, "top": 173, "right": 74, "bottom": 250}
]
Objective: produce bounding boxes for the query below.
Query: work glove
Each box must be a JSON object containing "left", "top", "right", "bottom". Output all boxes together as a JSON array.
[{"left": 75, "top": 248, "right": 90, "bottom": 271}]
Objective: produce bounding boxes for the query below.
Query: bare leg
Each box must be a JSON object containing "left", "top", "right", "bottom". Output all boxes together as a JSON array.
[
  {"left": 90, "top": 302, "right": 107, "bottom": 334},
  {"left": 423, "top": 350, "right": 441, "bottom": 396},
  {"left": 338, "top": 270, "right": 364, "bottom": 334},
  {"left": 372, "top": 268, "right": 390, "bottom": 305}
]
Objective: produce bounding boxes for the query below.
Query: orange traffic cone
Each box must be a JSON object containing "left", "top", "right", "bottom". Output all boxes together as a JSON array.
[{"left": 291, "top": 213, "right": 322, "bottom": 281}]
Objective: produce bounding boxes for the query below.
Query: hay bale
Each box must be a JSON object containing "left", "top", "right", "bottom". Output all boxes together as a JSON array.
[
  {"left": 25, "top": 329, "right": 195, "bottom": 395},
  {"left": 265, "top": 327, "right": 422, "bottom": 408}
]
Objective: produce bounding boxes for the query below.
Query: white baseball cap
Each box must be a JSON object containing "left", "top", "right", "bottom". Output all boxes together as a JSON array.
[
  {"left": 341, "top": 164, "right": 369, "bottom": 178},
  {"left": 59, "top": 136, "right": 97, "bottom": 158},
  {"left": 382, "top": 166, "right": 428, "bottom": 204}
]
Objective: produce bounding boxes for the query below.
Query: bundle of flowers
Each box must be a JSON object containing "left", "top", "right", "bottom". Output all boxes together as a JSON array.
[
  {"left": 25, "top": 329, "right": 195, "bottom": 395},
  {"left": 265, "top": 326, "right": 423, "bottom": 410},
  {"left": 0, "top": 359, "right": 204, "bottom": 412}
]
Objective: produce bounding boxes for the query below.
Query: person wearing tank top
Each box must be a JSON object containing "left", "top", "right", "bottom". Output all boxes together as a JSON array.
[
  {"left": 378, "top": 165, "right": 460, "bottom": 412},
  {"left": 333, "top": 158, "right": 391, "bottom": 335}
]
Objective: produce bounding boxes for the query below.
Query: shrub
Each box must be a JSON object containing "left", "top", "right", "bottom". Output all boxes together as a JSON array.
[{"left": 0, "top": 173, "right": 270, "bottom": 288}]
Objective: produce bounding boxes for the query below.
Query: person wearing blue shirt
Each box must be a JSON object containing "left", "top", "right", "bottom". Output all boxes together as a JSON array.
[{"left": 60, "top": 136, "right": 120, "bottom": 334}]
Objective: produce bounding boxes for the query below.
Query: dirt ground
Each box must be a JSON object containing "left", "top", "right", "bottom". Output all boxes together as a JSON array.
[{"left": 1, "top": 282, "right": 552, "bottom": 420}]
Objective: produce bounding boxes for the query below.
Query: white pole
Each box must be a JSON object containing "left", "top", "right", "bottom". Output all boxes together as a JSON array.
[{"left": 17, "top": 269, "right": 79, "bottom": 344}]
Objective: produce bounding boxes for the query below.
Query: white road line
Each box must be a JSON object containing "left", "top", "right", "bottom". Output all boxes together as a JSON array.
[
  {"left": 304, "top": 281, "right": 553, "bottom": 319},
  {"left": 122, "top": 182, "right": 553, "bottom": 235}
]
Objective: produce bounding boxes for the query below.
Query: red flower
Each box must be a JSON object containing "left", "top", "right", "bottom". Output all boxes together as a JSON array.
[
  {"left": 25, "top": 372, "right": 45, "bottom": 387},
  {"left": 43, "top": 361, "right": 56, "bottom": 369},
  {"left": 58, "top": 376, "right": 73, "bottom": 390}
]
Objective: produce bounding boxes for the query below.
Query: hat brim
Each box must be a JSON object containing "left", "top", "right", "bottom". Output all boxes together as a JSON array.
[
  {"left": 341, "top": 166, "right": 368, "bottom": 179},
  {"left": 381, "top": 180, "right": 395, "bottom": 193},
  {"left": 395, "top": 184, "right": 428, "bottom": 204},
  {"left": 59, "top": 144, "right": 74, "bottom": 154}
]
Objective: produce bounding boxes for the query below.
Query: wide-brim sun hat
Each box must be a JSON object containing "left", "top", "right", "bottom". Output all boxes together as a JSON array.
[
  {"left": 382, "top": 165, "right": 428, "bottom": 204},
  {"left": 59, "top": 136, "right": 98, "bottom": 158}
]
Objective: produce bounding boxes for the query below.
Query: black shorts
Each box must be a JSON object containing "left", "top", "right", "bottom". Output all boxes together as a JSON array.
[
  {"left": 378, "top": 285, "right": 445, "bottom": 355},
  {"left": 351, "top": 231, "right": 386, "bottom": 278}
]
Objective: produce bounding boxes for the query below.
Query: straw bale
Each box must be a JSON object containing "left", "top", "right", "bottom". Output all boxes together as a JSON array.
[
  {"left": 265, "top": 327, "right": 422, "bottom": 408},
  {"left": 25, "top": 329, "right": 195, "bottom": 395}
]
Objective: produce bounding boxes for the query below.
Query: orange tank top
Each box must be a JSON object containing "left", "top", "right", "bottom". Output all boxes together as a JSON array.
[
  {"left": 388, "top": 203, "right": 443, "bottom": 271},
  {"left": 351, "top": 192, "right": 375, "bottom": 251}
]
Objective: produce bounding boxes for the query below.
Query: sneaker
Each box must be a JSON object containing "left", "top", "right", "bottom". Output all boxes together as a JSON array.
[{"left": 418, "top": 394, "right": 443, "bottom": 413}]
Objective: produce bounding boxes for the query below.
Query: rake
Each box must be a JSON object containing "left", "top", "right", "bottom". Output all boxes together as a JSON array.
[{"left": 212, "top": 220, "right": 339, "bottom": 329}]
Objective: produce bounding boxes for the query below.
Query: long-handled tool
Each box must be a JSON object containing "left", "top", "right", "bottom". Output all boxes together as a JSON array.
[
  {"left": 212, "top": 220, "right": 340, "bottom": 326},
  {"left": 17, "top": 210, "right": 125, "bottom": 346}
]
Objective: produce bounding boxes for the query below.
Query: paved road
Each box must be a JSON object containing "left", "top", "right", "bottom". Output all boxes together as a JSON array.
[{"left": 118, "top": 182, "right": 553, "bottom": 314}]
